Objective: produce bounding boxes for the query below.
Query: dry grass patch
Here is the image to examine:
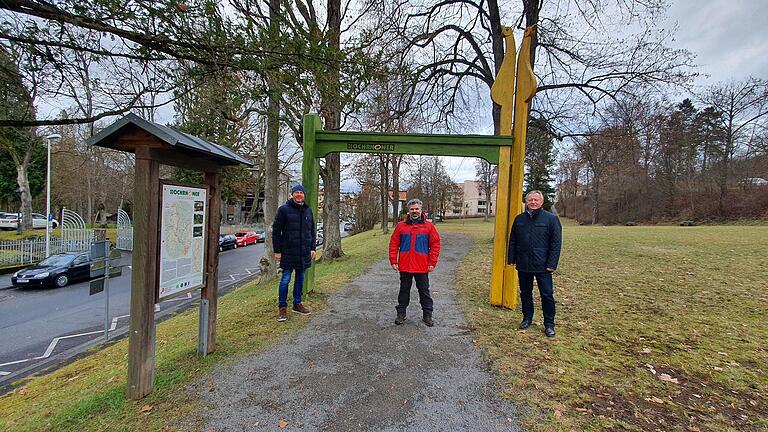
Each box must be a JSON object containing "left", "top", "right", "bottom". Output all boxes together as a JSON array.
[{"left": 442, "top": 219, "right": 768, "bottom": 432}]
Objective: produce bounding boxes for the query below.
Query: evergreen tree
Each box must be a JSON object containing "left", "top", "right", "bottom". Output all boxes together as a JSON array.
[{"left": 524, "top": 116, "right": 557, "bottom": 211}]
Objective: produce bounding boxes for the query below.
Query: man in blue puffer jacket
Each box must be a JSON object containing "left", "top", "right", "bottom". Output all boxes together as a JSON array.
[
  {"left": 507, "top": 190, "right": 562, "bottom": 337},
  {"left": 272, "top": 185, "right": 316, "bottom": 322}
]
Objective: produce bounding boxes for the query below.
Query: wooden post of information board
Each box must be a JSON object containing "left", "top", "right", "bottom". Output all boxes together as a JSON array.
[
  {"left": 199, "top": 172, "right": 221, "bottom": 355},
  {"left": 127, "top": 145, "right": 160, "bottom": 400}
]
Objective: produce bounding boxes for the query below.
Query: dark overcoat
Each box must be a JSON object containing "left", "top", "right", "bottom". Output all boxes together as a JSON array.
[
  {"left": 507, "top": 209, "right": 562, "bottom": 273},
  {"left": 272, "top": 199, "right": 316, "bottom": 270}
]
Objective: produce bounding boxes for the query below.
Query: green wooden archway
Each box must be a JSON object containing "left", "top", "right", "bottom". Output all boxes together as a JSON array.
[
  {"left": 300, "top": 113, "right": 513, "bottom": 293},
  {"left": 299, "top": 25, "right": 537, "bottom": 309}
]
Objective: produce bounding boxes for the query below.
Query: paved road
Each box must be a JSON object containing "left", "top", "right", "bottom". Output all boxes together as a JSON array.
[
  {"left": 0, "top": 242, "right": 265, "bottom": 380},
  {"left": 188, "top": 234, "right": 520, "bottom": 431}
]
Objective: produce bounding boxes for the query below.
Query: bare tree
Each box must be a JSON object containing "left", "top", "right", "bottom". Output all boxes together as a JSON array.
[
  {"left": 699, "top": 78, "right": 768, "bottom": 215},
  {"left": 475, "top": 159, "right": 497, "bottom": 221}
]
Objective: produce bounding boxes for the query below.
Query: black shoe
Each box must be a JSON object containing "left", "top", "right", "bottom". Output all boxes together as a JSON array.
[
  {"left": 545, "top": 326, "right": 555, "bottom": 337},
  {"left": 395, "top": 313, "right": 406, "bottom": 325},
  {"left": 519, "top": 318, "right": 532, "bottom": 330},
  {"left": 422, "top": 315, "right": 434, "bottom": 327}
]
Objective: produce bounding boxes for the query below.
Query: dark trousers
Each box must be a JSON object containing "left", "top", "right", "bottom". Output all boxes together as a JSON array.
[
  {"left": 396, "top": 272, "right": 433, "bottom": 316},
  {"left": 518, "top": 271, "right": 556, "bottom": 327}
]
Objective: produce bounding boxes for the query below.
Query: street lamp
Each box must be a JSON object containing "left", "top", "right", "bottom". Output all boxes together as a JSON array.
[{"left": 45, "top": 133, "right": 61, "bottom": 258}]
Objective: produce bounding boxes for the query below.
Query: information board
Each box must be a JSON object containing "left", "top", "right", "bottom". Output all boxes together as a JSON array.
[{"left": 158, "top": 183, "right": 207, "bottom": 300}]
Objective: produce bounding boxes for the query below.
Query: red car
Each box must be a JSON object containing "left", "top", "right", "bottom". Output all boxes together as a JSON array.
[{"left": 235, "top": 231, "right": 259, "bottom": 247}]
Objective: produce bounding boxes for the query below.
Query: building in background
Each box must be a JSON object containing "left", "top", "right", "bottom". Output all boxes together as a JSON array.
[{"left": 447, "top": 180, "right": 496, "bottom": 217}]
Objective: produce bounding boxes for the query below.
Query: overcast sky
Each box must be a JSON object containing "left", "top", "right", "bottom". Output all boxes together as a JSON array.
[{"left": 437, "top": 0, "right": 768, "bottom": 185}]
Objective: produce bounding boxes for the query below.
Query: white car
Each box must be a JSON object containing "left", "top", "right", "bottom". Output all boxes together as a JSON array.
[{"left": 0, "top": 213, "right": 59, "bottom": 230}]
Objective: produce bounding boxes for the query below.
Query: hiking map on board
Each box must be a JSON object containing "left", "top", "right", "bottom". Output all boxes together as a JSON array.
[{"left": 158, "top": 183, "right": 207, "bottom": 300}]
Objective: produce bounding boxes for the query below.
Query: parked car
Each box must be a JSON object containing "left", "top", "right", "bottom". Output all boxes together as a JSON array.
[
  {"left": 11, "top": 251, "right": 91, "bottom": 288},
  {"left": 315, "top": 232, "right": 324, "bottom": 246},
  {"left": 219, "top": 234, "right": 237, "bottom": 251},
  {"left": 343, "top": 221, "right": 354, "bottom": 231},
  {"left": 234, "top": 231, "right": 259, "bottom": 247},
  {"left": 0, "top": 213, "right": 59, "bottom": 230},
  {"left": 254, "top": 229, "right": 266, "bottom": 242}
]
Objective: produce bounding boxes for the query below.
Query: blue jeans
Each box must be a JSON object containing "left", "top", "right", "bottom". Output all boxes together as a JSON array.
[{"left": 278, "top": 268, "right": 305, "bottom": 308}]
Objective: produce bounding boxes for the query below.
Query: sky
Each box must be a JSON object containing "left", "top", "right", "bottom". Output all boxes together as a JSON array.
[{"left": 437, "top": 0, "right": 768, "bottom": 186}]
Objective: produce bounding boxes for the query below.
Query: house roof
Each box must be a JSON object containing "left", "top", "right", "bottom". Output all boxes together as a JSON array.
[{"left": 88, "top": 113, "right": 253, "bottom": 167}]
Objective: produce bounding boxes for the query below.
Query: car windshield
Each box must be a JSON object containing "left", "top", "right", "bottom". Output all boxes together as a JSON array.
[
  {"left": 255, "top": 230, "right": 265, "bottom": 234},
  {"left": 235, "top": 232, "right": 246, "bottom": 237},
  {"left": 38, "top": 254, "right": 76, "bottom": 267}
]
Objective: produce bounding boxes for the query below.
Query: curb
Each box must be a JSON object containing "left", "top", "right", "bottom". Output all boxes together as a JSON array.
[{"left": 0, "top": 273, "right": 260, "bottom": 394}]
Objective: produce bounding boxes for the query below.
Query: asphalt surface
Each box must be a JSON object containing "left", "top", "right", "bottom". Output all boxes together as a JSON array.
[
  {"left": 0, "top": 242, "right": 265, "bottom": 382},
  {"left": 187, "top": 234, "right": 520, "bottom": 431}
]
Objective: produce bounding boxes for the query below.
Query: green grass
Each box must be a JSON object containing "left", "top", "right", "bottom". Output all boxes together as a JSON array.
[
  {"left": 443, "top": 219, "right": 768, "bottom": 432},
  {"left": 0, "top": 229, "right": 389, "bottom": 432}
]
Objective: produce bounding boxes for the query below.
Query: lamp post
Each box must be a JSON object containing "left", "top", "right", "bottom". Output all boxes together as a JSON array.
[{"left": 45, "top": 133, "right": 62, "bottom": 258}]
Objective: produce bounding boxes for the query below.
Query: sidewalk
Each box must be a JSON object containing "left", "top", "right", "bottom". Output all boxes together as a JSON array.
[{"left": 188, "top": 234, "right": 520, "bottom": 431}]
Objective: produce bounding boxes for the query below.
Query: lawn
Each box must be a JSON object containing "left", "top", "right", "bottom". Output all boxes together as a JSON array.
[
  {"left": 443, "top": 219, "right": 768, "bottom": 431},
  {"left": 0, "top": 229, "right": 390, "bottom": 432}
]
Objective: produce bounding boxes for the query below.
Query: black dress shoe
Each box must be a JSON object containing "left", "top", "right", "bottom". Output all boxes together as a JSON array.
[
  {"left": 422, "top": 314, "right": 434, "bottom": 327},
  {"left": 545, "top": 326, "right": 555, "bottom": 337},
  {"left": 519, "top": 318, "right": 532, "bottom": 330}
]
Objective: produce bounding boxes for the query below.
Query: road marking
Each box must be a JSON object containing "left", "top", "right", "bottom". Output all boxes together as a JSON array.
[{"left": 0, "top": 371, "right": 9, "bottom": 376}]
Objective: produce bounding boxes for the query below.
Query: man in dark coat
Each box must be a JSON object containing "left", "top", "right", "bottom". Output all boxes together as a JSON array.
[
  {"left": 272, "top": 184, "right": 316, "bottom": 322},
  {"left": 507, "top": 190, "right": 562, "bottom": 337}
]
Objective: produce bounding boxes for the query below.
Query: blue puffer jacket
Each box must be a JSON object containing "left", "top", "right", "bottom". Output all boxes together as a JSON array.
[
  {"left": 272, "top": 199, "right": 316, "bottom": 270},
  {"left": 507, "top": 209, "right": 562, "bottom": 273}
]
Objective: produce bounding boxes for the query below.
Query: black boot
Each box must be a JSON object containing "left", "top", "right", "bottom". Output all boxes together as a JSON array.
[
  {"left": 422, "top": 313, "right": 434, "bottom": 327},
  {"left": 395, "top": 312, "right": 406, "bottom": 325}
]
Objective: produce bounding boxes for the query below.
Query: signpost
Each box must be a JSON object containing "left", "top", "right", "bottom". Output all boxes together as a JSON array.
[{"left": 88, "top": 114, "right": 252, "bottom": 399}]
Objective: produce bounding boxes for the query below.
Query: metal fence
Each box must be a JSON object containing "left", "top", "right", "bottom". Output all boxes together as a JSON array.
[{"left": 0, "top": 238, "right": 81, "bottom": 267}]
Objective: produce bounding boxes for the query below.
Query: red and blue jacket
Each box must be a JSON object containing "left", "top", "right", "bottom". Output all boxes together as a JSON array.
[{"left": 389, "top": 215, "right": 441, "bottom": 273}]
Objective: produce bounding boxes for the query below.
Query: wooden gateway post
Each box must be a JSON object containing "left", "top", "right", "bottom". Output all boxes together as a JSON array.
[{"left": 89, "top": 114, "right": 252, "bottom": 399}]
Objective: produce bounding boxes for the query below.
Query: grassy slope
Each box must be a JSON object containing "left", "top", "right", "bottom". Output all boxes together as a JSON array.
[
  {"left": 0, "top": 229, "right": 389, "bottom": 432},
  {"left": 443, "top": 219, "right": 768, "bottom": 431}
]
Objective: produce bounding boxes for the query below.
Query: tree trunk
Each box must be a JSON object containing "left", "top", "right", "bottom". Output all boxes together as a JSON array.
[
  {"left": 319, "top": 0, "right": 344, "bottom": 260},
  {"left": 590, "top": 177, "right": 600, "bottom": 225},
  {"left": 16, "top": 150, "right": 33, "bottom": 230},
  {"left": 379, "top": 155, "right": 389, "bottom": 234},
  {"left": 262, "top": 0, "right": 281, "bottom": 277},
  {"left": 391, "top": 154, "right": 401, "bottom": 226}
]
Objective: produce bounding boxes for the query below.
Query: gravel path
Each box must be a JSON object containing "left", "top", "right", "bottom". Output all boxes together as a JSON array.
[{"left": 191, "top": 234, "right": 520, "bottom": 431}]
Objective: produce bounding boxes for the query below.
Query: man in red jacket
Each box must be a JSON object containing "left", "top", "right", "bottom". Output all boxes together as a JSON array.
[{"left": 389, "top": 198, "right": 441, "bottom": 326}]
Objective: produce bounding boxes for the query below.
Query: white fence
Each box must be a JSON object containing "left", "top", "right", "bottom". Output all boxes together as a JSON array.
[{"left": 0, "top": 238, "right": 86, "bottom": 267}]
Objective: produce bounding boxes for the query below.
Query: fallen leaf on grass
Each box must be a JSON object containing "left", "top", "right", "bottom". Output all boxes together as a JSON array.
[
  {"left": 718, "top": 352, "right": 728, "bottom": 356},
  {"left": 67, "top": 375, "right": 80, "bottom": 382},
  {"left": 17, "top": 389, "right": 27, "bottom": 396},
  {"left": 278, "top": 419, "right": 288, "bottom": 429},
  {"left": 645, "top": 364, "right": 657, "bottom": 375},
  {"left": 139, "top": 405, "right": 153, "bottom": 413},
  {"left": 107, "top": 376, "right": 118, "bottom": 383},
  {"left": 641, "top": 347, "right": 652, "bottom": 354},
  {"left": 713, "top": 366, "right": 723, "bottom": 371},
  {"left": 659, "top": 373, "right": 679, "bottom": 384},
  {"left": 554, "top": 410, "right": 563, "bottom": 419},
  {"left": 557, "top": 368, "right": 565, "bottom": 374},
  {"left": 646, "top": 396, "right": 665, "bottom": 404}
]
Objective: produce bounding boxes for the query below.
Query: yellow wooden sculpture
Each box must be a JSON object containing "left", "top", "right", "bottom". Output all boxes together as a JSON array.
[{"left": 490, "top": 25, "right": 538, "bottom": 308}]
